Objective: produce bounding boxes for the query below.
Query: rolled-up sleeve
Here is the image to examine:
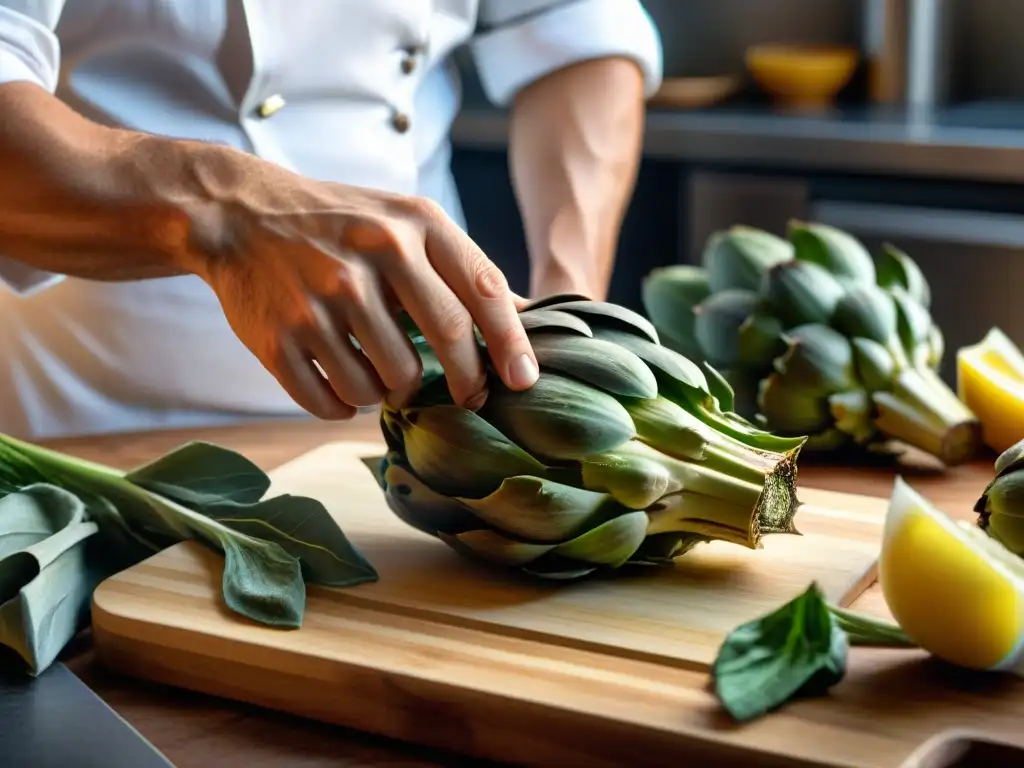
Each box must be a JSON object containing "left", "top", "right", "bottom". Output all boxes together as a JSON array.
[
  {"left": 0, "top": 2, "right": 65, "bottom": 296},
  {"left": 471, "top": 0, "right": 663, "bottom": 107}
]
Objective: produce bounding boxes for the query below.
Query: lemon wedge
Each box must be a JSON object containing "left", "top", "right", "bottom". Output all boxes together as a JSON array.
[
  {"left": 957, "top": 328, "right": 1024, "bottom": 454},
  {"left": 880, "top": 476, "right": 1024, "bottom": 672}
]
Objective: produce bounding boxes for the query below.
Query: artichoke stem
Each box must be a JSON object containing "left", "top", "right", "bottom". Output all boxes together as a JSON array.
[
  {"left": 646, "top": 492, "right": 759, "bottom": 548},
  {"left": 872, "top": 366, "right": 982, "bottom": 466}
]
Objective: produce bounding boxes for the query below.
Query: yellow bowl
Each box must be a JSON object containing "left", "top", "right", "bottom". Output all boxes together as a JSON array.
[{"left": 745, "top": 44, "right": 859, "bottom": 109}]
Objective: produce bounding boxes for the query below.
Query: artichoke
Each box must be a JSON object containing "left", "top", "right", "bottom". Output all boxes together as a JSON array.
[
  {"left": 976, "top": 438, "right": 1024, "bottom": 555},
  {"left": 642, "top": 222, "right": 982, "bottom": 466},
  {"left": 364, "top": 295, "right": 806, "bottom": 580}
]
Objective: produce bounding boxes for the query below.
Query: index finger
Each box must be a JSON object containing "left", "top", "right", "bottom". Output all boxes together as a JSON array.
[{"left": 423, "top": 212, "right": 539, "bottom": 393}]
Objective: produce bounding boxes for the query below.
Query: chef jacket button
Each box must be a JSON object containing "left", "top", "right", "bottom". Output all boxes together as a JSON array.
[
  {"left": 391, "top": 111, "right": 411, "bottom": 133},
  {"left": 256, "top": 94, "right": 286, "bottom": 118}
]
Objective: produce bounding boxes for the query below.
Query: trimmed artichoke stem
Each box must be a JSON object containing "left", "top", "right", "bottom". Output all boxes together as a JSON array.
[{"left": 872, "top": 366, "right": 982, "bottom": 466}]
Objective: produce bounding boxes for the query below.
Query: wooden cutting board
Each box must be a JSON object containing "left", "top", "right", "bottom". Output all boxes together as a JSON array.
[{"left": 92, "top": 440, "right": 890, "bottom": 766}]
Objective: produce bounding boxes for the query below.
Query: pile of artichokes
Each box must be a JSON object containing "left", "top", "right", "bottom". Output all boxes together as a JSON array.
[
  {"left": 365, "top": 295, "right": 806, "bottom": 579},
  {"left": 642, "top": 222, "right": 982, "bottom": 466}
]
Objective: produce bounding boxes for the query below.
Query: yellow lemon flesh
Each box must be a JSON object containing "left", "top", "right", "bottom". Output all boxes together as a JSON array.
[
  {"left": 957, "top": 328, "right": 1024, "bottom": 454},
  {"left": 880, "top": 477, "right": 1024, "bottom": 672}
]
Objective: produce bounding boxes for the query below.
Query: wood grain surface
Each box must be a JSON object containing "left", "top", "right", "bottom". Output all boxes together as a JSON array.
[{"left": 42, "top": 413, "right": 1024, "bottom": 767}]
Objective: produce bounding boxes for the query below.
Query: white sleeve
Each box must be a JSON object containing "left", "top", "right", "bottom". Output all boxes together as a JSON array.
[
  {"left": 470, "top": 0, "right": 663, "bottom": 108},
  {"left": 0, "top": 2, "right": 67, "bottom": 296}
]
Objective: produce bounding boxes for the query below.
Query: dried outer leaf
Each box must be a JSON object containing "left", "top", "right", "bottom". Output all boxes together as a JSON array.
[
  {"left": 851, "top": 337, "right": 897, "bottom": 393},
  {"left": 518, "top": 308, "right": 594, "bottom": 337},
  {"left": 580, "top": 444, "right": 675, "bottom": 509},
  {"left": 703, "top": 362, "right": 736, "bottom": 413},
  {"left": 529, "top": 334, "right": 658, "bottom": 399},
  {"left": 737, "top": 311, "right": 787, "bottom": 368},
  {"left": 641, "top": 265, "right": 711, "bottom": 356},
  {"left": 760, "top": 260, "right": 845, "bottom": 328},
  {"left": 828, "top": 390, "right": 876, "bottom": 444},
  {"left": 381, "top": 462, "right": 480, "bottom": 537},
  {"left": 457, "top": 476, "right": 615, "bottom": 542},
  {"left": 774, "top": 324, "right": 856, "bottom": 395},
  {"left": 399, "top": 405, "right": 548, "bottom": 498},
  {"left": 877, "top": 243, "right": 931, "bottom": 309},
  {"left": 551, "top": 510, "right": 649, "bottom": 567},
  {"left": 482, "top": 373, "right": 636, "bottom": 461},
  {"left": 830, "top": 283, "right": 898, "bottom": 345},
  {"left": 623, "top": 396, "right": 708, "bottom": 461},
  {"left": 589, "top": 327, "right": 710, "bottom": 400},
  {"left": 537, "top": 299, "right": 660, "bottom": 344},
  {"left": 702, "top": 226, "right": 794, "bottom": 293},
  {"left": 788, "top": 220, "right": 876, "bottom": 285},
  {"left": 758, "top": 373, "right": 832, "bottom": 434},
  {"left": 891, "top": 286, "right": 933, "bottom": 355},
  {"left": 693, "top": 289, "right": 761, "bottom": 367}
]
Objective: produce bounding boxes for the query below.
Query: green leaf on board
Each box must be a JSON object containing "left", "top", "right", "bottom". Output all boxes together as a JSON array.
[
  {"left": 712, "top": 582, "right": 848, "bottom": 722},
  {"left": 126, "top": 441, "right": 270, "bottom": 506}
]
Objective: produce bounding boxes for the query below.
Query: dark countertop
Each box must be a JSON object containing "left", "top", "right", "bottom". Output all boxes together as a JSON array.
[{"left": 451, "top": 101, "right": 1024, "bottom": 184}]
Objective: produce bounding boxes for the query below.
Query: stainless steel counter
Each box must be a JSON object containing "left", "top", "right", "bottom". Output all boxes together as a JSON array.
[{"left": 451, "top": 102, "right": 1024, "bottom": 184}]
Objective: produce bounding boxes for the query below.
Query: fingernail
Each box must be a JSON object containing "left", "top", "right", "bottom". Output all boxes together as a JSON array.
[
  {"left": 464, "top": 388, "right": 489, "bottom": 411},
  {"left": 508, "top": 353, "right": 539, "bottom": 389}
]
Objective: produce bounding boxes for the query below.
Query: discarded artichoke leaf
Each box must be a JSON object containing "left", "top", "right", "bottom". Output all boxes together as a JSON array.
[
  {"left": 530, "top": 334, "right": 658, "bottom": 399},
  {"left": 704, "top": 226, "right": 794, "bottom": 293},
  {"left": 788, "top": 220, "right": 876, "bottom": 286}
]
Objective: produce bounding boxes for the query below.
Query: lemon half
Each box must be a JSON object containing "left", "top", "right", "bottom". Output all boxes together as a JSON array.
[
  {"left": 957, "top": 328, "right": 1024, "bottom": 454},
  {"left": 880, "top": 476, "right": 1024, "bottom": 672}
]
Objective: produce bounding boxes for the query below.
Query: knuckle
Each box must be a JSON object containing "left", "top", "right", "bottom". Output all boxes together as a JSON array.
[
  {"left": 431, "top": 303, "right": 475, "bottom": 348},
  {"left": 402, "top": 195, "right": 446, "bottom": 224},
  {"left": 495, "top": 320, "right": 529, "bottom": 350},
  {"left": 472, "top": 257, "right": 509, "bottom": 300},
  {"left": 323, "top": 260, "right": 369, "bottom": 304}
]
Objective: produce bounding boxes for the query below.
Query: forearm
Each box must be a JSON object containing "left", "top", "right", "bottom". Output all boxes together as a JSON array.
[
  {"left": 508, "top": 57, "right": 645, "bottom": 300},
  {"left": 0, "top": 81, "right": 232, "bottom": 282}
]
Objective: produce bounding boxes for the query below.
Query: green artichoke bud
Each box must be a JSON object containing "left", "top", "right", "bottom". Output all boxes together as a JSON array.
[
  {"left": 788, "top": 220, "right": 877, "bottom": 285},
  {"left": 976, "top": 438, "right": 1024, "bottom": 555},
  {"left": 703, "top": 226, "right": 794, "bottom": 293},
  {"left": 368, "top": 295, "right": 807, "bottom": 580},
  {"left": 644, "top": 223, "right": 983, "bottom": 466},
  {"left": 760, "top": 259, "right": 845, "bottom": 328},
  {"left": 877, "top": 242, "right": 931, "bottom": 310},
  {"left": 641, "top": 265, "right": 710, "bottom": 360},
  {"left": 693, "top": 289, "right": 761, "bottom": 368}
]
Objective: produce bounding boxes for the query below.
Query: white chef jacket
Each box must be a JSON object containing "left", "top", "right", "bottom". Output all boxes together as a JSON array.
[{"left": 0, "top": 0, "right": 662, "bottom": 440}]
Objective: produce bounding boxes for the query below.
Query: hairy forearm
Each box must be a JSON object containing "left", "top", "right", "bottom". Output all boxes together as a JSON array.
[
  {"left": 509, "top": 57, "right": 645, "bottom": 300},
  {"left": 0, "top": 81, "right": 236, "bottom": 282}
]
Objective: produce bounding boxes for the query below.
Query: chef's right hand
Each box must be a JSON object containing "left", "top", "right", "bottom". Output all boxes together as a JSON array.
[{"left": 180, "top": 151, "right": 539, "bottom": 421}]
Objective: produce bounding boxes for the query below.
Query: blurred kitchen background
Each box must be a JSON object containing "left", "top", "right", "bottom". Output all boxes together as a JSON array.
[{"left": 449, "top": 0, "right": 1024, "bottom": 386}]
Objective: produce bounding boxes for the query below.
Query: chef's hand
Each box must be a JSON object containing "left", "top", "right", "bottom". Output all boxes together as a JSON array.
[{"left": 183, "top": 153, "right": 539, "bottom": 421}]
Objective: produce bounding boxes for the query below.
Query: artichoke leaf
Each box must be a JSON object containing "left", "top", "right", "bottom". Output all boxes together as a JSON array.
[
  {"left": 623, "top": 396, "right": 709, "bottom": 461},
  {"left": 760, "top": 260, "right": 845, "bottom": 328},
  {"left": 580, "top": 443, "right": 676, "bottom": 509},
  {"left": 703, "top": 226, "right": 794, "bottom": 293},
  {"left": 693, "top": 289, "right": 761, "bottom": 368},
  {"left": 737, "top": 311, "right": 787, "bottom": 367},
  {"left": 457, "top": 476, "right": 615, "bottom": 543},
  {"left": 851, "top": 337, "right": 897, "bottom": 393},
  {"left": 788, "top": 221, "right": 876, "bottom": 285},
  {"left": 445, "top": 530, "right": 554, "bottom": 567},
  {"left": 773, "top": 324, "right": 856, "bottom": 395},
  {"left": 891, "top": 287, "right": 933, "bottom": 355},
  {"left": 641, "top": 265, "right": 711, "bottom": 352},
  {"left": 877, "top": 243, "right": 931, "bottom": 309},
  {"left": 551, "top": 510, "right": 649, "bottom": 567},
  {"left": 399, "top": 405, "right": 549, "bottom": 498},
  {"left": 482, "top": 373, "right": 636, "bottom": 461},
  {"left": 520, "top": 293, "right": 592, "bottom": 311},
  {"left": 540, "top": 300, "right": 660, "bottom": 344},
  {"left": 828, "top": 390, "right": 875, "bottom": 444},
  {"left": 830, "top": 283, "right": 898, "bottom": 345},
  {"left": 758, "top": 374, "right": 832, "bottom": 434},
  {"left": 703, "top": 362, "right": 736, "bottom": 413},
  {"left": 518, "top": 309, "right": 594, "bottom": 337},
  {"left": 530, "top": 334, "right": 658, "bottom": 399},
  {"left": 590, "top": 327, "right": 710, "bottom": 400},
  {"left": 382, "top": 463, "right": 480, "bottom": 536}
]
